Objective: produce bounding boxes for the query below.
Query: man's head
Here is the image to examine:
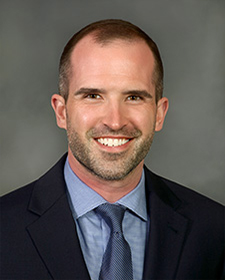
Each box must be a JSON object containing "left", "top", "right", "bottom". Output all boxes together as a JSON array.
[
  {"left": 59, "top": 19, "right": 164, "bottom": 104},
  {"left": 52, "top": 19, "right": 168, "bottom": 189}
]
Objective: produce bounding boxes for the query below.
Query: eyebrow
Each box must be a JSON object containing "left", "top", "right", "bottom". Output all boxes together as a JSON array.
[
  {"left": 74, "top": 87, "right": 106, "bottom": 96},
  {"left": 74, "top": 87, "right": 152, "bottom": 99},
  {"left": 122, "top": 90, "right": 153, "bottom": 99}
]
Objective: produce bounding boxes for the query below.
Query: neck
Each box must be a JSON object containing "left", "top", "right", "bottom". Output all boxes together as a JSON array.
[{"left": 67, "top": 150, "right": 144, "bottom": 203}]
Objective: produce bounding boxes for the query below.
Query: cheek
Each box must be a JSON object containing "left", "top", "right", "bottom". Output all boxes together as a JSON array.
[
  {"left": 67, "top": 106, "right": 98, "bottom": 131},
  {"left": 131, "top": 108, "right": 156, "bottom": 134}
]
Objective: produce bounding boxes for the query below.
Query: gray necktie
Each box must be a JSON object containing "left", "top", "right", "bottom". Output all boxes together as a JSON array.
[{"left": 95, "top": 203, "right": 133, "bottom": 280}]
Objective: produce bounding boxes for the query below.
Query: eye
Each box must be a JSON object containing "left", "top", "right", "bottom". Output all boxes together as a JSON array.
[
  {"left": 127, "top": 95, "right": 142, "bottom": 101},
  {"left": 86, "top": 93, "right": 101, "bottom": 99}
]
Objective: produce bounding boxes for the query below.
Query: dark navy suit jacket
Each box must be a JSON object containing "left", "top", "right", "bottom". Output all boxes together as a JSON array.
[{"left": 1, "top": 154, "right": 224, "bottom": 279}]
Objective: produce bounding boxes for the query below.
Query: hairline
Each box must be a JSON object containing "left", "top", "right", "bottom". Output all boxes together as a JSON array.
[
  {"left": 68, "top": 35, "right": 158, "bottom": 96},
  {"left": 59, "top": 23, "right": 163, "bottom": 103}
]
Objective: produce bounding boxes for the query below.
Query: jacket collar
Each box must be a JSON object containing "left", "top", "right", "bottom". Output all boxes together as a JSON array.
[
  {"left": 27, "top": 153, "right": 91, "bottom": 279},
  {"left": 28, "top": 153, "right": 68, "bottom": 216},
  {"left": 143, "top": 166, "right": 190, "bottom": 279},
  {"left": 27, "top": 155, "right": 190, "bottom": 279}
]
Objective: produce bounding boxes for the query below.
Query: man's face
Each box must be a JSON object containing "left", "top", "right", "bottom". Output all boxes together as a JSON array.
[{"left": 53, "top": 36, "right": 168, "bottom": 181}]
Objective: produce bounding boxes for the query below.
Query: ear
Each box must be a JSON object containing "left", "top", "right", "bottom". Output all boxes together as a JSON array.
[
  {"left": 155, "top": 97, "right": 169, "bottom": 132},
  {"left": 51, "top": 94, "right": 67, "bottom": 130}
]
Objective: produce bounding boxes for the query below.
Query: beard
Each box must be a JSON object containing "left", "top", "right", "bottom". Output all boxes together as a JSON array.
[{"left": 67, "top": 120, "right": 155, "bottom": 181}]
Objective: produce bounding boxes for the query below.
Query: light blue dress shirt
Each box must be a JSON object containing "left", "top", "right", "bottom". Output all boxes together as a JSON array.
[{"left": 64, "top": 158, "right": 148, "bottom": 280}]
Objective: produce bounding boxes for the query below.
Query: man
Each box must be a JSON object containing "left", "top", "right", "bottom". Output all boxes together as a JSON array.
[{"left": 1, "top": 19, "right": 224, "bottom": 280}]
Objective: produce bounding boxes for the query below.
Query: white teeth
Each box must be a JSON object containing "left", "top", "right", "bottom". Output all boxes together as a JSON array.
[{"left": 97, "top": 138, "right": 130, "bottom": 147}]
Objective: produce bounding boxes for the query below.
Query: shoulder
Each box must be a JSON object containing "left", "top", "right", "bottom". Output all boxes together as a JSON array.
[
  {"left": 144, "top": 166, "right": 224, "bottom": 205},
  {"left": 165, "top": 175, "right": 223, "bottom": 210},
  {"left": 1, "top": 182, "right": 36, "bottom": 216},
  {"left": 0, "top": 181, "right": 38, "bottom": 248},
  {"left": 1, "top": 153, "right": 68, "bottom": 218},
  {"left": 144, "top": 166, "right": 224, "bottom": 222}
]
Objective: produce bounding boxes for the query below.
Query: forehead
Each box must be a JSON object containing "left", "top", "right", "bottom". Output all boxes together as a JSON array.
[
  {"left": 70, "top": 35, "right": 154, "bottom": 69},
  {"left": 68, "top": 35, "right": 155, "bottom": 91}
]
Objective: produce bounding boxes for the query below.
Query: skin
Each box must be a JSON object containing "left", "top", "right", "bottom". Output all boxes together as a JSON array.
[{"left": 52, "top": 35, "right": 169, "bottom": 202}]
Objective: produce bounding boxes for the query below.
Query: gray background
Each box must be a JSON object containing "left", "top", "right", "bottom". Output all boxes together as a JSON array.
[{"left": 1, "top": 0, "right": 225, "bottom": 205}]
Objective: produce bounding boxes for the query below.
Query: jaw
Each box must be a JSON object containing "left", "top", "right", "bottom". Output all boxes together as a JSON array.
[{"left": 68, "top": 145, "right": 144, "bottom": 201}]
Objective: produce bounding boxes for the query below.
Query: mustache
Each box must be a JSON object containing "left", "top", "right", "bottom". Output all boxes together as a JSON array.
[{"left": 87, "top": 126, "right": 142, "bottom": 138}]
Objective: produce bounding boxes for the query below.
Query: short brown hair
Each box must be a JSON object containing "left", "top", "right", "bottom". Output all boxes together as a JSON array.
[{"left": 59, "top": 19, "right": 164, "bottom": 103}]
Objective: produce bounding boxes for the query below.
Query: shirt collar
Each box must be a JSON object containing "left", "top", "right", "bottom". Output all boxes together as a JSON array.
[
  {"left": 64, "top": 157, "right": 147, "bottom": 221},
  {"left": 117, "top": 173, "right": 147, "bottom": 221}
]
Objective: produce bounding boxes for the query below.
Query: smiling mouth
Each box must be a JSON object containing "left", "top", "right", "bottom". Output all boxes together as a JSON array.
[{"left": 96, "top": 138, "right": 131, "bottom": 147}]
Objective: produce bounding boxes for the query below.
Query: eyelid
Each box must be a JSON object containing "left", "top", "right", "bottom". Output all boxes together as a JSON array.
[
  {"left": 123, "top": 90, "right": 153, "bottom": 100},
  {"left": 127, "top": 95, "right": 142, "bottom": 101},
  {"left": 85, "top": 93, "right": 102, "bottom": 99}
]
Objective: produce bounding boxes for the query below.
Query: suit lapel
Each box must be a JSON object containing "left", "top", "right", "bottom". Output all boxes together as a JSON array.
[
  {"left": 143, "top": 167, "right": 191, "bottom": 280},
  {"left": 27, "top": 154, "right": 91, "bottom": 279},
  {"left": 25, "top": 155, "right": 191, "bottom": 279}
]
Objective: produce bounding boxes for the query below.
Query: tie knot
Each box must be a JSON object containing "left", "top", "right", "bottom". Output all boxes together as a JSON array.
[{"left": 95, "top": 203, "right": 126, "bottom": 233}]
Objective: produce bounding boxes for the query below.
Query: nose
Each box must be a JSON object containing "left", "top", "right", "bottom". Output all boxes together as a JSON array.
[{"left": 102, "top": 100, "right": 128, "bottom": 131}]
